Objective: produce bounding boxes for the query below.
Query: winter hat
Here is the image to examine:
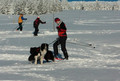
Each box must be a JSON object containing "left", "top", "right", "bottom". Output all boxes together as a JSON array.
[
  {"left": 20, "top": 13, "right": 23, "bottom": 16},
  {"left": 37, "top": 16, "right": 40, "bottom": 19},
  {"left": 55, "top": 18, "right": 60, "bottom": 22}
]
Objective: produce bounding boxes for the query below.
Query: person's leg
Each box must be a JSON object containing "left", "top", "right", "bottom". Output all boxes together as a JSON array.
[
  {"left": 34, "top": 27, "right": 38, "bottom": 36},
  {"left": 19, "top": 23, "right": 23, "bottom": 31},
  {"left": 60, "top": 37, "right": 69, "bottom": 60},
  {"left": 53, "top": 39, "right": 60, "bottom": 58},
  {"left": 17, "top": 27, "right": 19, "bottom": 30},
  {"left": 34, "top": 28, "right": 37, "bottom": 36},
  {"left": 17, "top": 23, "right": 21, "bottom": 30},
  {"left": 36, "top": 28, "right": 39, "bottom": 35}
]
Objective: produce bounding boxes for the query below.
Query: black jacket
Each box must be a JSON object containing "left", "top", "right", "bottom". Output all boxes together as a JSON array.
[
  {"left": 57, "top": 22, "right": 67, "bottom": 37},
  {"left": 34, "top": 18, "right": 46, "bottom": 28}
]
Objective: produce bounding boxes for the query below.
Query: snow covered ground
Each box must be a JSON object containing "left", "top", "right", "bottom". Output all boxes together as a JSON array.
[{"left": 0, "top": 10, "right": 120, "bottom": 81}]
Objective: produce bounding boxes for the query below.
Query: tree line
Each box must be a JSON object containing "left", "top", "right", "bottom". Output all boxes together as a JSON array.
[{"left": 0, "top": 0, "right": 119, "bottom": 15}]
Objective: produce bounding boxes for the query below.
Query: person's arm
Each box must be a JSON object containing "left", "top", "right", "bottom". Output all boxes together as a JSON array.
[
  {"left": 39, "top": 20, "right": 46, "bottom": 24},
  {"left": 21, "top": 17, "right": 27, "bottom": 20}
]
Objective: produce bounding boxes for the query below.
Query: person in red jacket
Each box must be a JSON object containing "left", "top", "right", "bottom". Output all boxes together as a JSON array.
[
  {"left": 53, "top": 18, "right": 69, "bottom": 60},
  {"left": 33, "top": 17, "right": 46, "bottom": 36}
]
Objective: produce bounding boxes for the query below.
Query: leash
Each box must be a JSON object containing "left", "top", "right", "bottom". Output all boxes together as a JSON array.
[{"left": 48, "top": 39, "right": 57, "bottom": 45}]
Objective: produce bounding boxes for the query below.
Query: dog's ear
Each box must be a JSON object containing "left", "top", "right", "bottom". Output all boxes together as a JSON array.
[
  {"left": 40, "top": 44, "right": 45, "bottom": 51},
  {"left": 41, "top": 43, "right": 49, "bottom": 51},
  {"left": 46, "top": 44, "right": 49, "bottom": 51}
]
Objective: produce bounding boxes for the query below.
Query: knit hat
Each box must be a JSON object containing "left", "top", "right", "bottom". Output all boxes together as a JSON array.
[
  {"left": 37, "top": 16, "right": 40, "bottom": 19},
  {"left": 55, "top": 18, "right": 60, "bottom": 22},
  {"left": 20, "top": 13, "right": 23, "bottom": 16}
]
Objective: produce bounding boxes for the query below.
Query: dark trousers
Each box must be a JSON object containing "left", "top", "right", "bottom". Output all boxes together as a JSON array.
[
  {"left": 17, "top": 23, "right": 23, "bottom": 31},
  {"left": 34, "top": 27, "right": 39, "bottom": 36},
  {"left": 53, "top": 37, "right": 68, "bottom": 58}
]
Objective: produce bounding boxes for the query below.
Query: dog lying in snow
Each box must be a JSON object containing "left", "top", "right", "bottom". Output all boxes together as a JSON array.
[
  {"left": 45, "top": 50, "right": 55, "bottom": 62},
  {"left": 28, "top": 43, "right": 54, "bottom": 64}
]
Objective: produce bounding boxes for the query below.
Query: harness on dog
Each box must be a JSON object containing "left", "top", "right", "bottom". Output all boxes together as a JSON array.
[{"left": 30, "top": 47, "right": 41, "bottom": 56}]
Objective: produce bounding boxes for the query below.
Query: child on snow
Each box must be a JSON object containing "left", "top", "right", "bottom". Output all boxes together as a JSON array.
[{"left": 17, "top": 14, "right": 27, "bottom": 31}]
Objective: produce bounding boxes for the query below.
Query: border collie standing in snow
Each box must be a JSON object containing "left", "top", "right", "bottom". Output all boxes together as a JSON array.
[
  {"left": 28, "top": 43, "right": 55, "bottom": 64},
  {"left": 28, "top": 43, "right": 48, "bottom": 64}
]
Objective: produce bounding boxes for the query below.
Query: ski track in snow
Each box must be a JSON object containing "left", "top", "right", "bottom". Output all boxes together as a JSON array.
[
  {"left": 0, "top": 30, "right": 120, "bottom": 39},
  {"left": 0, "top": 30, "right": 120, "bottom": 81},
  {"left": 74, "top": 19, "right": 120, "bottom": 26}
]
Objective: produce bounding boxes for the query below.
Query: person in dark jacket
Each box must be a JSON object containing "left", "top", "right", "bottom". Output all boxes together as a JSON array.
[
  {"left": 17, "top": 14, "right": 27, "bottom": 31},
  {"left": 33, "top": 17, "right": 46, "bottom": 36},
  {"left": 53, "top": 18, "right": 69, "bottom": 60}
]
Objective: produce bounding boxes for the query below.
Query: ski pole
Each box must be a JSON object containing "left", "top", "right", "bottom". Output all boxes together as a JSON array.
[
  {"left": 12, "top": 26, "right": 19, "bottom": 31},
  {"left": 67, "top": 41, "right": 95, "bottom": 48}
]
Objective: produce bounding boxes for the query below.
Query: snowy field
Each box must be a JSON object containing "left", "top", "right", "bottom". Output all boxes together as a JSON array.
[{"left": 0, "top": 10, "right": 120, "bottom": 81}]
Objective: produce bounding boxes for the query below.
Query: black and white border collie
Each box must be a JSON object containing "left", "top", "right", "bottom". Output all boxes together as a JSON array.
[
  {"left": 28, "top": 43, "right": 48, "bottom": 64},
  {"left": 28, "top": 43, "right": 54, "bottom": 64}
]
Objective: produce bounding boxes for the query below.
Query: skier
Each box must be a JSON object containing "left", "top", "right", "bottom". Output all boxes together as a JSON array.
[
  {"left": 53, "top": 18, "right": 69, "bottom": 60},
  {"left": 16, "top": 14, "right": 27, "bottom": 31},
  {"left": 33, "top": 17, "right": 46, "bottom": 36}
]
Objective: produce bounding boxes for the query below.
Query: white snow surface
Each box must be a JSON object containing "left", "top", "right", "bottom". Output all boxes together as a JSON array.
[{"left": 0, "top": 10, "right": 120, "bottom": 81}]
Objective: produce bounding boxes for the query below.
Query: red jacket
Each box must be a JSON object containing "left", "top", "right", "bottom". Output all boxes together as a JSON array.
[{"left": 57, "top": 22, "right": 67, "bottom": 37}]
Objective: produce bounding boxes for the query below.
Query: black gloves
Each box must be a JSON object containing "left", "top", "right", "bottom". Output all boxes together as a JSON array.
[{"left": 56, "top": 26, "right": 60, "bottom": 30}]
